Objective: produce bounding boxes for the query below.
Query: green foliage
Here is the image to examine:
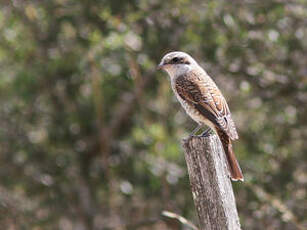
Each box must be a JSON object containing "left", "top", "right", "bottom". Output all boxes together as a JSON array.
[{"left": 0, "top": 0, "right": 306, "bottom": 229}]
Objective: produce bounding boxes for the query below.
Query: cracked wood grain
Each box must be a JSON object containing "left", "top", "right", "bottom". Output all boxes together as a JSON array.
[{"left": 182, "top": 134, "right": 241, "bottom": 230}]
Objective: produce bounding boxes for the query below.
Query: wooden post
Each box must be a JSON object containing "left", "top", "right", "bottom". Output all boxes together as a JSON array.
[{"left": 182, "top": 134, "right": 241, "bottom": 230}]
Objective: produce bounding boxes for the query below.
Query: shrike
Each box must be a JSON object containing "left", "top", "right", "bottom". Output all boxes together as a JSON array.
[{"left": 158, "top": 51, "right": 243, "bottom": 181}]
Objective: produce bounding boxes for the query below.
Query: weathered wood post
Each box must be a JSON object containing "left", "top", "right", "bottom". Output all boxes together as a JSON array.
[{"left": 182, "top": 134, "right": 241, "bottom": 230}]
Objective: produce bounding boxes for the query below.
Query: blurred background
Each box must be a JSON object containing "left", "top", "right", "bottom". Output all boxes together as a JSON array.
[{"left": 0, "top": 0, "right": 306, "bottom": 229}]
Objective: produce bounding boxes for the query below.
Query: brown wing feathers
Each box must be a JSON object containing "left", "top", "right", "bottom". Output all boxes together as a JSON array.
[
  {"left": 175, "top": 73, "right": 238, "bottom": 140},
  {"left": 175, "top": 73, "right": 243, "bottom": 181}
]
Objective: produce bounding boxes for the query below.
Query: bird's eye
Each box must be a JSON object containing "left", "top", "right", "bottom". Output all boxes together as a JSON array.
[{"left": 172, "top": 57, "right": 179, "bottom": 63}]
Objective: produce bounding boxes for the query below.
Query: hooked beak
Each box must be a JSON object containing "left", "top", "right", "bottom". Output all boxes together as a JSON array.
[{"left": 157, "top": 62, "right": 164, "bottom": 70}]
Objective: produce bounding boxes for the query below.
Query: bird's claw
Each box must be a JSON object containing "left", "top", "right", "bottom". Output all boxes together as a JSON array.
[{"left": 200, "top": 128, "right": 212, "bottom": 137}]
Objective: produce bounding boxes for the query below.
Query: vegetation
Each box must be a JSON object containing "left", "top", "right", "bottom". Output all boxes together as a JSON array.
[{"left": 0, "top": 0, "right": 306, "bottom": 229}]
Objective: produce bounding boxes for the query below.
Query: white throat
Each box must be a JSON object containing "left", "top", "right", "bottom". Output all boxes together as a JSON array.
[{"left": 164, "top": 64, "right": 192, "bottom": 78}]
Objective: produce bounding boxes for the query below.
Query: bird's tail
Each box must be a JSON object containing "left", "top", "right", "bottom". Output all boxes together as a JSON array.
[{"left": 217, "top": 129, "right": 244, "bottom": 181}]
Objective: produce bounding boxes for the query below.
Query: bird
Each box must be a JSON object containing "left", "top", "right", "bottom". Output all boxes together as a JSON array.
[{"left": 158, "top": 51, "right": 244, "bottom": 181}]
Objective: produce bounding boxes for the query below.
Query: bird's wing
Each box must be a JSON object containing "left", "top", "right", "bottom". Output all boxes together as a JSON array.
[{"left": 175, "top": 72, "right": 239, "bottom": 140}]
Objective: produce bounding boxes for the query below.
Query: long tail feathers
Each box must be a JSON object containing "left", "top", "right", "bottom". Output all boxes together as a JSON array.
[{"left": 217, "top": 129, "right": 244, "bottom": 181}]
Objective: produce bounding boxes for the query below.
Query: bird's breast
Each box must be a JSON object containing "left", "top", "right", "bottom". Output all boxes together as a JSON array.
[{"left": 171, "top": 81, "right": 212, "bottom": 128}]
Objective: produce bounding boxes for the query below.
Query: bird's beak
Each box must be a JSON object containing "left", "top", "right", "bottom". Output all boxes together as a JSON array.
[{"left": 157, "top": 62, "right": 164, "bottom": 70}]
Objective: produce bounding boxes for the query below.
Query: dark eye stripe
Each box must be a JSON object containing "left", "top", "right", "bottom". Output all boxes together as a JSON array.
[
  {"left": 172, "top": 57, "right": 179, "bottom": 63},
  {"left": 168, "top": 57, "right": 190, "bottom": 65}
]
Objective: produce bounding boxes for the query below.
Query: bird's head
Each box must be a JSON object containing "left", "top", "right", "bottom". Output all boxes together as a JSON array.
[{"left": 157, "top": 51, "right": 198, "bottom": 77}]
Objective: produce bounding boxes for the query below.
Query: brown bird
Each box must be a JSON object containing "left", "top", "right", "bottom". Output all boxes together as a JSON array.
[{"left": 158, "top": 51, "right": 244, "bottom": 181}]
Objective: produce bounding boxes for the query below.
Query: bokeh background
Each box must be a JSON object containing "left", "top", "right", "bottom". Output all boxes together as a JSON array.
[{"left": 0, "top": 0, "right": 306, "bottom": 229}]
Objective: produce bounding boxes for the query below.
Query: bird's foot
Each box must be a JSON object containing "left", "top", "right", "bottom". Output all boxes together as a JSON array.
[
  {"left": 200, "top": 128, "right": 212, "bottom": 137},
  {"left": 189, "top": 125, "right": 202, "bottom": 137},
  {"left": 188, "top": 134, "right": 198, "bottom": 138}
]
